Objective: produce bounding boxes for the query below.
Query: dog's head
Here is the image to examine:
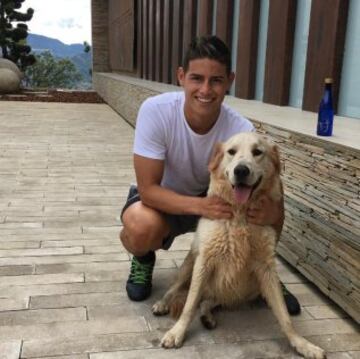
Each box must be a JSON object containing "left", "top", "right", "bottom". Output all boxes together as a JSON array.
[{"left": 208, "top": 132, "right": 281, "bottom": 205}]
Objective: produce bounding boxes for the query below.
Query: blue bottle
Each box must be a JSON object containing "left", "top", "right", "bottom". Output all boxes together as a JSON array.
[{"left": 317, "top": 78, "right": 334, "bottom": 136}]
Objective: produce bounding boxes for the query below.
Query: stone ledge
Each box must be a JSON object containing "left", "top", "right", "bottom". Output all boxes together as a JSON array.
[{"left": 94, "top": 72, "right": 360, "bottom": 151}]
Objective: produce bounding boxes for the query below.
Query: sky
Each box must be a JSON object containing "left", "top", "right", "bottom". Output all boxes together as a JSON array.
[{"left": 23, "top": 0, "right": 91, "bottom": 45}]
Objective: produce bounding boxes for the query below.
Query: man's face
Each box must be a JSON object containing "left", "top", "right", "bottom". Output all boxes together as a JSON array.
[{"left": 177, "top": 58, "right": 235, "bottom": 122}]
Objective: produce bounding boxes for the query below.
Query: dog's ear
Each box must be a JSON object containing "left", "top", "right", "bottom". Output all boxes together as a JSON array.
[
  {"left": 270, "top": 144, "right": 281, "bottom": 173},
  {"left": 208, "top": 143, "right": 224, "bottom": 173}
]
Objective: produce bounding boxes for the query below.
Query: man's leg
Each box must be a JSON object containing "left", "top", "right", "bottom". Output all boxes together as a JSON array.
[
  {"left": 281, "top": 282, "right": 301, "bottom": 316},
  {"left": 120, "top": 188, "right": 171, "bottom": 301}
]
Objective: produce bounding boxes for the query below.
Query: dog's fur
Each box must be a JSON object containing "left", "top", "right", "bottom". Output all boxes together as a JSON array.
[{"left": 152, "top": 132, "right": 325, "bottom": 359}]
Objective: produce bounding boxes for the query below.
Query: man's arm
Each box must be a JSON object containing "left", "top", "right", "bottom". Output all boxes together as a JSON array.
[
  {"left": 134, "top": 154, "right": 232, "bottom": 220},
  {"left": 247, "top": 193, "right": 284, "bottom": 239}
]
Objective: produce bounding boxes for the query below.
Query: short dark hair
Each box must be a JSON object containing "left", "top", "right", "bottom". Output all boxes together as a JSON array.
[{"left": 182, "top": 36, "right": 232, "bottom": 75}]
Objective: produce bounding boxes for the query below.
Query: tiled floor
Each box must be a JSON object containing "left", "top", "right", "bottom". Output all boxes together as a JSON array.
[{"left": 0, "top": 101, "right": 358, "bottom": 358}]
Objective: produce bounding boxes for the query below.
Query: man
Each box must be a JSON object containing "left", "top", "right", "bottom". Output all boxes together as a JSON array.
[{"left": 120, "top": 36, "right": 300, "bottom": 315}]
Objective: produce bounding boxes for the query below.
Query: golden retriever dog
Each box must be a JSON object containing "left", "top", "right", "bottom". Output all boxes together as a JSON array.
[{"left": 152, "top": 132, "right": 325, "bottom": 358}]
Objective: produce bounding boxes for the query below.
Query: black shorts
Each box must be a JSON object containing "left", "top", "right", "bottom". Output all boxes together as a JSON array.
[{"left": 121, "top": 185, "right": 206, "bottom": 250}]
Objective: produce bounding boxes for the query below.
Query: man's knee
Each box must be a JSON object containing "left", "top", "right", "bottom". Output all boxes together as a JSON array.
[
  {"left": 120, "top": 222, "right": 153, "bottom": 255},
  {"left": 120, "top": 205, "right": 169, "bottom": 255}
]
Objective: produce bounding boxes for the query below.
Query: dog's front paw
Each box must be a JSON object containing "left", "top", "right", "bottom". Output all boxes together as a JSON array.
[
  {"left": 161, "top": 329, "right": 185, "bottom": 349},
  {"left": 291, "top": 336, "right": 326, "bottom": 359},
  {"left": 152, "top": 300, "right": 169, "bottom": 316}
]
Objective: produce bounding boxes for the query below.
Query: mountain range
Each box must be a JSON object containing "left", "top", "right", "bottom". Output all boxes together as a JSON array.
[{"left": 27, "top": 33, "right": 92, "bottom": 86}]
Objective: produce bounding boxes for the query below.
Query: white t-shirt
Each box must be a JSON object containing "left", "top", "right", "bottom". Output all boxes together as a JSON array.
[{"left": 134, "top": 91, "right": 254, "bottom": 195}]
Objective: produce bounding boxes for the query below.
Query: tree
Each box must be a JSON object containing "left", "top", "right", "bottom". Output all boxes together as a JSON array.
[
  {"left": 0, "top": 0, "right": 36, "bottom": 70},
  {"left": 83, "top": 41, "right": 91, "bottom": 54},
  {"left": 83, "top": 40, "right": 92, "bottom": 77},
  {"left": 24, "top": 51, "right": 83, "bottom": 89}
]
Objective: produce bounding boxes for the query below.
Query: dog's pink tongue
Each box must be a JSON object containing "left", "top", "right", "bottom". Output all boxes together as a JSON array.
[{"left": 234, "top": 186, "right": 252, "bottom": 204}]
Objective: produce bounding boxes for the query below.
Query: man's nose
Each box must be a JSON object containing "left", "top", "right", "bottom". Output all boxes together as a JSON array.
[{"left": 199, "top": 80, "right": 211, "bottom": 93}]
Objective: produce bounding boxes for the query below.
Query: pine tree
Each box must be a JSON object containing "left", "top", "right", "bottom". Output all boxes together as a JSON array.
[{"left": 0, "top": 0, "right": 36, "bottom": 70}]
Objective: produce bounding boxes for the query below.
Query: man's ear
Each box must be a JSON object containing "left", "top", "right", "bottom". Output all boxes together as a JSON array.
[
  {"left": 177, "top": 67, "right": 185, "bottom": 86},
  {"left": 228, "top": 71, "right": 235, "bottom": 89},
  {"left": 227, "top": 72, "right": 235, "bottom": 91},
  {"left": 208, "top": 143, "right": 224, "bottom": 173}
]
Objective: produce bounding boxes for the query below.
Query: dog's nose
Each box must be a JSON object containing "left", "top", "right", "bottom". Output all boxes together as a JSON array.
[{"left": 234, "top": 164, "right": 250, "bottom": 180}]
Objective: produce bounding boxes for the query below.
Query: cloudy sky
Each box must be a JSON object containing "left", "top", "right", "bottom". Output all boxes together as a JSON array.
[{"left": 24, "top": 0, "right": 91, "bottom": 45}]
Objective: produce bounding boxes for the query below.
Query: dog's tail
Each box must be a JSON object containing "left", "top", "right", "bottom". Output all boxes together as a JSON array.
[{"left": 168, "top": 290, "right": 188, "bottom": 319}]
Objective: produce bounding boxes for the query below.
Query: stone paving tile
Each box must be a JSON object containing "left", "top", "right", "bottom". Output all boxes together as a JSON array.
[
  {"left": 306, "top": 304, "right": 350, "bottom": 319},
  {"left": 1, "top": 317, "right": 148, "bottom": 342},
  {"left": 0, "top": 307, "right": 87, "bottom": 326},
  {"left": 0, "top": 247, "right": 83, "bottom": 258},
  {"left": 22, "top": 332, "right": 158, "bottom": 358},
  {"left": 90, "top": 346, "right": 201, "bottom": 359},
  {"left": 349, "top": 352, "right": 360, "bottom": 359},
  {"left": 0, "top": 298, "right": 29, "bottom": 311},
  {"left": 29, "top": 292, "right": 127, "bottom": 309},
  {"left": 0, "top": 340, "right": 21, "bottom": 359},
  {"left": 0, "top": 265, "right": 34, "bottom": 276},
  {"left": 5, "top": 281, "right": 122, "bottom": 299},
  {"left": 41, "top": 238, "right": 120, "bottom": 248},
  {"left": 0, "top": 273, "right": 84, "bottom": 287},
  {"left": 0, "top": 241, "right": 40, "bottom": 250},
  {"left": 0, "top": 253, "right": 129, "bottom": 266},
  {"left": 35, "top": 261, "right": 132, "bottom": 275},
  {"left": 0, "top": 227, "right": 82, "bottom": 235},
  {"left": 0, "top": 102, "right": 359, "bottom": 359},
  {"left": 32, "top": 356, "right": 88, "bottom": 359}
]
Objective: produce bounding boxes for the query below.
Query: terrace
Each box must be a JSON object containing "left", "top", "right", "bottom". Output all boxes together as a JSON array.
[
  {"left": 0, "top": 0, "right": 359, "bottom": 357},
  {"left": 0, "top": 99, "right": 358, "bottom": 358}
]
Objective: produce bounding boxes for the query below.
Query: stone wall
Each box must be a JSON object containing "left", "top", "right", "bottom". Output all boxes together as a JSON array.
[
  {"left": 254, "top": 122, "right": 360, "bottom": 323},
  {"left": 93, "top": 72, "right": 360, "bottom": 323}
]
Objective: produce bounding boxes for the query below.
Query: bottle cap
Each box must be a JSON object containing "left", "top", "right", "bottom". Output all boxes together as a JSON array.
[{"left": 325, "top": 78, "right": 333, "bottom": 84}]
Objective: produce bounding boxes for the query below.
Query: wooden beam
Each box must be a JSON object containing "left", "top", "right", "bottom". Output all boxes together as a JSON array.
[
  {"left": 235, "top": 0, "right": 260, "bottom": 99},
  {"left": 136, "top": 0, "right": 143, "bottom": 77},
  {"left": 171, "top": 0, "right": 183, "bottom": 84},
  {"left": 215, "top": 0, "right": 234, "bottom": 48},
  {"left": 197, "top": 0, "right": 213, "bottom": 36},
  {"left": 108, "top": 0, "right": 135, "bottom": 72},
  {"left": 162, "top": 0, "right": 172, "bottom": 83},
  {"left": 302, "top": 0, "right": 349, "bottom": 112},
  {"left": 263, "top": 0, "right": 297, "bottom": 105},
  {"left": 142, "top": 0, "right": 149, "bottom": 79},
  {"left": 155, "top": 0, "right": 164, "bottom": 82},
  {"left": 148, "top": 0, "right": 156, "bottom": 80},
  {"left": 183, "top": 0, "right": 197, "bottom": 56}
]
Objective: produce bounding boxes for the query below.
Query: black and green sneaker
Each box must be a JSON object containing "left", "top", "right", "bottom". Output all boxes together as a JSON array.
[
  {"left": 281, "top": 282, "right": 301, "bottom": 316},
  {"left": 126, "top": 251, "right": 155, "bottom": 301}
]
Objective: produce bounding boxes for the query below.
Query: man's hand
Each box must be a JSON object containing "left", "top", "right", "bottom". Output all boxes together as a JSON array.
[
  {"left": 247, "top": 195, "right": 283, "bottom": 227},
  {"left": 199, "top": 196, "right": 233, "bottom": 220}
]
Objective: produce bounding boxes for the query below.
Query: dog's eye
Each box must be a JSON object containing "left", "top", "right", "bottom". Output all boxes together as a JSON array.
[
  {"left": 252, "top": 148, "right": 263, "bottom": 157},
  {"left": 227, "top": 148, "right": 236, "bottom": 156}
]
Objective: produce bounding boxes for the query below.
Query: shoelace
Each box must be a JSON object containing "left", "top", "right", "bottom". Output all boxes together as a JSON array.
[
  {"left": 129, "top": 257, "right": 154, "bottom": 284},
  {"left": 281, "top": 282, "right": 290, "bottom": 296}
]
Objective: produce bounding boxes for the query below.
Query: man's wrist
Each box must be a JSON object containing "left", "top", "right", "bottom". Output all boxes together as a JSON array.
[{"left": 186, "top": 196, "right": 203, "bottom": 216}]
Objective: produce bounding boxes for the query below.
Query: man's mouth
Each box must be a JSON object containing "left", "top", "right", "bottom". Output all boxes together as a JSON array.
[
  {"left": 196, "top": 96, "right": 213, "bottom": 104},
  {"left": 232, "top": 176, "right": 262, "bottom": 205}
]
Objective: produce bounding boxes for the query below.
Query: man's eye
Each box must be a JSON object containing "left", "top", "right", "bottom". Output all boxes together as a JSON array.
[
  {"left": 227, "top": 148, "right": 236, "bottom": 156},
  {"left": 252, "top": 148, "right": 263, "bottom": 156}
]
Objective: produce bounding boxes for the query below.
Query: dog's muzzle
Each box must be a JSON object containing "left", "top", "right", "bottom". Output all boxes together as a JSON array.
[
  {"left": 234, "top": 164, "right": 250, "bottom": 185},
  {"left": 232, "top": 164, "right": 262, "bottom": 204}
]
